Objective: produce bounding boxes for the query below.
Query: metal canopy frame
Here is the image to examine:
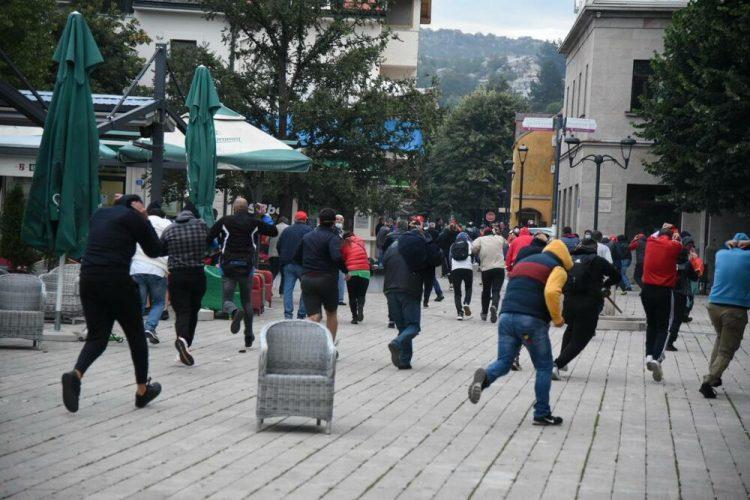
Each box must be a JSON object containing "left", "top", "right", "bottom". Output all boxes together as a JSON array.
[{"left": 0, "top": 44, "right": 188, "bottom": 203}]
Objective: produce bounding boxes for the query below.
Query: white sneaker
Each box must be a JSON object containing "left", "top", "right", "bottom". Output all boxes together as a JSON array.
[
  {"left": 551, "top": 366, "right": 561, "bottom": 381},
  {"left": 457, "top": 314, "right": 464, "bottom": 321},
  {"left": 647, "top": 360, "right": 663, "bottom": 382}
]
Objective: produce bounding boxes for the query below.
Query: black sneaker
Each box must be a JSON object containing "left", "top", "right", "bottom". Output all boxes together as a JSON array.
[
  {"left": 161, "top": 310, "right": 169, "bottom": 321},
  {"left": 338, "top": 301, "right": 347, "bottom": 306},
  {"left": 387, "top": 321, "right": 395, "bottom": 329},
  {"left": 398, "top": 363, "right": 412, "bottom": 370},
  {"left": 665, "top": 343, "right": 678, "bottom": 352},
  {"left": 435, "top": 295, "right": 445, "bottom": 302},
  {"left": 699, "top": 382, "right": 717, "bottom": 399},
  {"left": 245, "top": 332, "right": 255, "bottom": 348},
  {"left": 135, "top": 380, "right": 162, "bottom": 408},
  {"left": 511, "top": 357, "right": 521, "bottom": 371},
  {"left": 489, "top": 305, "right": 498, "bottom": 323},
  {"left": 145, "top": 330, "right": 160, "bottom": 345},
  {"left": 388, "top": 341, "right": 401, "bottom": 368},
  {"left": 61, "top": 371, "right": 81, "bottom": 413},
  {"left": 468, "top": 368, "right": 486, "bottom": 404},
  {"left": 351, "top": 318, "right": 358, "bottom": 324},
  {"left": 533, "top": 414, "right": 563, "bottom": 426},
  {"left": 423, "top": 302, "right": 429, "bottom": 308},
  {"left": 684, "top": 317, "right": 693, "bottom": 323},
  {"left": 175, "top": 338, "right": 194, "bottom": 366},
  {"left": 357, "top": 306, "right": 364, "bottom": 322},
  {"left": 230, "top": 309, "right": 244, "bottom": 334},
  {"left": 480, "top": 313, "right": 487, "bottom": 321}
]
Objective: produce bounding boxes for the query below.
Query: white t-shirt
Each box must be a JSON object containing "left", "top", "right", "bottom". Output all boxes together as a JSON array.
[
  {"left": 451, "top": 240, "right": 474, "bottom": 270},
  {"left": 597, "top": 242, "right": 613, "bottom": 263}
]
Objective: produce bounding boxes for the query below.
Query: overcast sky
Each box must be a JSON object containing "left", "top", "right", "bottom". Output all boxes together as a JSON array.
[{"left": 429, "top": 0, "right": 579, "bottom": 41}]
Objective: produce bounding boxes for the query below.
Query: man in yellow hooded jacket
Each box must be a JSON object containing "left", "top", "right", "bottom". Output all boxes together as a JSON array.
[{"left": 468, "top": 239, "right": 573, "bottom": 426}]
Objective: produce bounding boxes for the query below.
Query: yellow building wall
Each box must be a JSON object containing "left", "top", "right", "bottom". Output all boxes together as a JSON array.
[{"left": 509, "top": 130, "right": 555, "bottom": 227}]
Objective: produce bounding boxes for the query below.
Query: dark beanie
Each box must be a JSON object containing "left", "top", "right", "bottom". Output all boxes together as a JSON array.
[
  {"left": 183, "top": 200, "right": 200, "bottom": 218},
  {"left": 146, "top": 201, "right": 165, "bottom": 217}
]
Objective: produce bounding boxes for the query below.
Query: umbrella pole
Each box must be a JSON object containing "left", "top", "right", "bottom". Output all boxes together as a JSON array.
[{"left": 54, "top": 254, "right": 65, "bottom": 331}]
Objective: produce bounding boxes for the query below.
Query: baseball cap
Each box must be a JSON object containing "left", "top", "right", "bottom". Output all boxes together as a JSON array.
[{"left": 295, "top": 210, "right": 308, "bottom": 221}]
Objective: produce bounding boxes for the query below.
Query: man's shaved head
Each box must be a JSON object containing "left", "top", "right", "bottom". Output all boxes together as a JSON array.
[{"left": 233, "top": 197, "right": 249, "bottom": 213}]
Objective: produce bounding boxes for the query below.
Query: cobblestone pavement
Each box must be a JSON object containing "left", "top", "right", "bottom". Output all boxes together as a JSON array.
[{"left": 1, "top": 276, "right": 749, "bottom": 499}]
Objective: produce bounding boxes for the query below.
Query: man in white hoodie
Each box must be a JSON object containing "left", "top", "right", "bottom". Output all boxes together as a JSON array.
[{"left": 130, "top": 201, "right": 171, "bottom": 344}]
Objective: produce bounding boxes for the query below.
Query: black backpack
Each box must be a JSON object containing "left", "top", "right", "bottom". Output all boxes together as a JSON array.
[
  {"left": 451, "top": 240, "right": 469, "bottom": 261},
  {"left": 564, "top": 254, "right": 597, "bottom": 295}
]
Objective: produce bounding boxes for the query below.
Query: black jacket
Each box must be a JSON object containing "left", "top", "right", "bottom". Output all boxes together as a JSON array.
[
  {"left": 674, "top": 248, "right": 699, "bottom": 296},
  {"left": 383, "top": 240, "right": 424, "bottom": 298},
  {"left": 81, "top": 205, "right": 161, "bottom": 275},
  {"left": 566, "top": 246, "right": 621, "bottom": 303},
  {"left": 207, "top": 212, "right": 277, "bottom": 265},
  {"left": 294, "top": 225, "right": 345, "bottom": 275},
  {"left": 277, "top": 222, "right": 313, "bottom": 266},
  {"left": 437, "top": 227, "right": 459, "bottom": 252}
]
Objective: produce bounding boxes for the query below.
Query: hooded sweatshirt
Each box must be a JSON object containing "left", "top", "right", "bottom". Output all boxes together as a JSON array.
[
  {"left": 505, "top": 227, "right": 533, "bottom": 272},
  {"left": 709, "top": 233, "right": 750, "bottom": 309},
  {"left": 160, "top": 211, "right": 208, "bottom": 271},
  {"left": 502, "top": 239, "right": 573, "bottom": 325},
  {"left": 131, "top": 214, "right": 172, "bottom": 277}
]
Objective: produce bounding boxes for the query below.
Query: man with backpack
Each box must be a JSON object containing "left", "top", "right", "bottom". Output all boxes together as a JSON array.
[
  {"left": 384, "top": 224, "right": 442, "bottom": 369},
  {"left": 450, "top": 232, "right": 473, "bottom": 320},
  {"left": 468, "top": 239, "right": 573, "bottom": 426},
  {"left": 552, "top": 238, "right": 620, "bottom": 379}
]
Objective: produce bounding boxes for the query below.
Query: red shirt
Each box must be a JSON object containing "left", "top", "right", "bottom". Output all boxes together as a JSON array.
[
  {"left": 642, "top": 234, "right": 683, "bottom": 287},
  {"left": 505, "top": 228, "right": 533, "bottom": 272},
  {"left": 341, "top": 235, "right": 370, "bottom": 272}
]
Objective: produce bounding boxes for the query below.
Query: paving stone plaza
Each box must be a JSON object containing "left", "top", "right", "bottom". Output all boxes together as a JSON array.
[{"left": 1, "top": 279, "right": 749, "bottom": 499}]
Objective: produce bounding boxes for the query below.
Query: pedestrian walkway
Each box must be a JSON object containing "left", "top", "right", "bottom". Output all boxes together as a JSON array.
[{"left": 1, "top": 279, "right": 748, "bottom": 499}]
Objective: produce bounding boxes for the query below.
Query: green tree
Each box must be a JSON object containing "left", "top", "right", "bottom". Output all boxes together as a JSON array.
[
  {"left": 0, "top": 0, "right": 150, "bottom": 94},
  {"left": 421, "top": 88, "right": 525, "bottom": 219},
  {"left": 197, "top": 0, "right": 439, "bottom": 217},
  {"left": 0, "top": 185, "right": 39, "bottom": 271},
  {"left": 528, "top": 41, "right": 564, "bottom": 113},
  {"left": 0, "top": 0, "right": 59, "bottom": 89},
  {"left": 637, "top": 0, "right": 750, "bottom": 214}
]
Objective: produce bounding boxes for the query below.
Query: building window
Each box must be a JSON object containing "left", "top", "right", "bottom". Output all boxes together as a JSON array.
[
  {"left": 571, "top": 79, "right": 576, "bottom": 118},
  {"left": 576, "top": 72, "right": 582, "bottom": 117},
  {"left": 582, "top": 65, "right": 588, "bottom": 117},
  {"left": 385, "top": 0, "right": 414, "bottom": 26},
  {"left": 573, "top": 184, "right": 579, "bottom": 231},
  {"left": 170, "top": 39, "right": 197, "bottom": 52},
  {"left": 630, "top": 60, "right": 653, "bottom": 111},
  {"left": 565, "top": 86, "right": 569, "bottom": 116}
]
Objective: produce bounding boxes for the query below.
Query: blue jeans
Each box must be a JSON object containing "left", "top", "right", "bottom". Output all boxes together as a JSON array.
[
  {"left": 620, "top": 259, "right": 632, "bottom": 290},
  {"left": 485, "top": 313, "right": 553, "bottom": 418},
  {"left": 283, "top": 263, "right": 307, "bottom": 319},
  {"left": 386, "top": 292, "right": 421, "bottom": 365},
  {"left": 131, "top": 273, "right": 167, "bottom": 333},
  {"left": 338, "top": 271, "right": 346, "bottom": 302}
]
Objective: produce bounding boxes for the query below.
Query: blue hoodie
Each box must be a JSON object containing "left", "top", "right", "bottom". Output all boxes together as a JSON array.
[{"left": 709, "top": 233, "right": 750, "bottom": 309}]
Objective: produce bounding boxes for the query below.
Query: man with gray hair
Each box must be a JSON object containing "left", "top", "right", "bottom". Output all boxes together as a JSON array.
[{"left": 207, "top": 197, "right": 277, "bottom": 349}]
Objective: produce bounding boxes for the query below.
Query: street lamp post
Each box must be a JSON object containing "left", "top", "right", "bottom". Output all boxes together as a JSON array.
[
  {"left": 503, "top": 159, "right": 515, "bottom": 226},
  {"left": 564, "top": 136, "right": 636, "bottom": 230},
  {"left": 517, "top": 145, "right": 529, "bottom": 215}
]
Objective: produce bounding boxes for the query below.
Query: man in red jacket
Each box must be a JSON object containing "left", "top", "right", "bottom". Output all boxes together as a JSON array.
[
  {"left": 640, "top": 223, "right": 684, "bottom": 382},
  {"left": 505, "top": 226, "right": 534, "bottom": 272}
]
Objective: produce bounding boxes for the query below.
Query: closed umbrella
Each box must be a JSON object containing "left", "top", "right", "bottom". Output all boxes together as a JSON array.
[
  {"left": 21, "top": 11, "right": 103, "bottom": 329},
  {"left": 185, "top": 65, "right": 220, "bottom": 225}
]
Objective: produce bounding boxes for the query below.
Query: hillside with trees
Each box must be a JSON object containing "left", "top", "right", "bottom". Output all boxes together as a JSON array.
[{"left": 418, "top": 29, "right": 564, "bottom": 112}]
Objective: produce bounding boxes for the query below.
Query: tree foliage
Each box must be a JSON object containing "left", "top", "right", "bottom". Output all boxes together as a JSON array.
[
  {"left": 419, "top": 88, "right": 524, "bottom": 220},
  {"left": 637, "top": 0, "right": 750, "bottom": 214},
  {"left": 0, "top": 0, "right": 150, "bottom": 94},
  {"left": 0, "top": 185, "right": 39, "bottom": 271},
  {"left": 190, "top": 0, "right": 440, "bottom": 216},
  {"left": 528, "top": 41, "right": 564, "bottom": 113}
]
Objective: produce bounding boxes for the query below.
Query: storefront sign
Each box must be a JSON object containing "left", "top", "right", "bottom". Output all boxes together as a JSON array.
[{"left": 0, "top": 157, "right": 36, "bottom": 178}]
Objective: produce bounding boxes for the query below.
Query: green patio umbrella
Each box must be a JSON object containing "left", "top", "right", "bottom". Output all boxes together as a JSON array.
[
  {"left": 21, "top": 11, "right": 102, "bottom": 258},
  {"left": 185, "top": 65, "right": 221, "bottom": 225},
  {"left": 21, "top": 11, "right": 103, "bottom": 329}
]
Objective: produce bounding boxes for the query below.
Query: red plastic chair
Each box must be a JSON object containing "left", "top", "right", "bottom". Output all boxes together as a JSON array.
[
  {"left": 256, "top": 269, "right": 274, "bottom": 307},
  {"left": 252, "top": 274, "right": 264, "bottom": 314}
]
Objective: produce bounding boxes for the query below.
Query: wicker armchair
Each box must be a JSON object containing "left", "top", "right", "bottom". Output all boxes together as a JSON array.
[
  {"left": 0, "top": 274, "right": 45, "bottom": 349},
  {"left": 256, "top": 320, "right": 337, "bottom": 433},
  {"left": 40, "top": 264, "right": 83, "bottom": 320}
]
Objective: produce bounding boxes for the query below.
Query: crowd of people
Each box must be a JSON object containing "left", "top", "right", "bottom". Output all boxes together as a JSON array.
[{"left": 61, "top": 196, "right": 749, "bottom": 429}]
